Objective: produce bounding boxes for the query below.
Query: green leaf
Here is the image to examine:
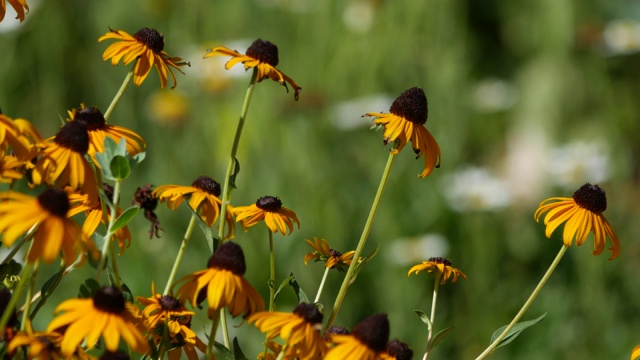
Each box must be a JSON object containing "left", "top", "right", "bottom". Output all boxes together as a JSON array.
[
  {"left": 112, "top": 206, "right": 140, "bottom": 232},
  {"left": 110, "top": 155, "right": 130, "bottom": 180},
  {"left": 229, "top": 158, "right": 240, "bottom": 190},
  {"left": 428, "top": 327, "right": 455, "bottom": 351},
  {"left": 0, "top": 260, "right": 22, "bottom": 279},
  {"left": 490, "top": 313, "right": 547, "bottom": 350},
  {"left": 232, "top": 337, "right": 249, "bottom": 360},
  {"left": 274, "top": 274, "right": 294, "bottom": 303},
  {"left": 414, "top": 309, "right": 432, "bottom": 327},
  {"left": 182, "top": 195, "right": 215, "bottom": 253},
  {"left": 350, "top": 245, "right": 379, "bottom": 285},
  {"left": 40, "top": 270, "right": 64, "bottom": 297},
  {"left": 78, "top": 278, "right": 101, "bottom": 298},
  {"left": 288, "top": 272, "right": 309, "bottom": 304},
  {"left": 95, "top": 152, "right": 112, "bottom": 179},
  {"left": 214, "top": 341, "right": 234, "bottom": 360}
]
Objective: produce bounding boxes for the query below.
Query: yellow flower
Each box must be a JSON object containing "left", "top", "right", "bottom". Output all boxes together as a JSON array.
[
  {"left": 249, "top": 303, "right": 327, "bottom": 360},
  {"left": 0, "top": 114, "right": 41, "bottom": 162},
  {"left": 99, "top": 27, "right": 189, "bottom": 89},
  {"left": 31, "top": 121, "right": 99, "bottom": 204},
  {"left": 68, "top": 104, "right": 145, "bottom": 166},
  {"left": 632, "top": 344, "right": 640, "bottom": 360},
  {"left": 0, "top": 155, "right": 23, "bottom": 183},
  {"left": 534, "top": 183, "right": 620, "bottom": 259},
  {"left": 364, "top": 87, "right": 441, "bottom": 178},
  {"left": 233, "top": 195, "right": 300, "bottom": 235},
  {"left": 204, "top": 39, "right": 301, "bottom": 100},
  {"left": 408, "top": 257, "right": 467, "bottom": 285},
  {"left": 8, "top": 320, "right": 93, "bottom": 359},
  {"left": 136, "top": 282, "right": 194, "bottom": 335},
  {"left": 154, "top": 176, "right": 235, "bottom": 239},
  {"left": 304, "top": 237, "right": 355, "bottom": 272},
  {"left": 175, "top": 241, "right": 264, "bottom": 318},
  {"left": 68, "top": 184, "right": 132, "bottom": 255},
  {"left": 0, "top": 0, "right": 28, "bottom": 22},
  {"left": 47, "top": 286, "right": 149, "bottom": 356},
  {"left": 325, "top": 314, "right": 389, "bottom": 360},
  {"left": 0, "top": 189, "right": 89, "bottom": 264}
]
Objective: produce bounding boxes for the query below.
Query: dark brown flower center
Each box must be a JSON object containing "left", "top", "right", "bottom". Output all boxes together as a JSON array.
[
  {"left": 99, "top": 351, "right": 131, "bottom": 360},
  {"left": 74, "top": 106, "right": 106, "bottom": 130},
  {"left": 37, "top": 188, "right": 70, "bottom": 217},
  {"left": 386, "top": 339, "right": 413, "bottom": 360},
  {"left": 325, "top": 325, "right": 350, "bottom": 336},
  {"left": 35, "top": 335, "right": 56, "bottom": 351},
  {"left": 207, "top": 241, "right": 246, "bottom": 276},
  {"left": 293, "top": 302, "right": 323, "bottom": 325},
  {"left": 246, "top": 39, "right": 279, "bottom": 67},
  {"left": 191, "top": 176, "right": 221, "bottom": 197},
  {"left": 573, "top": 183, "right": 607, "bottom": 213},
  {"left": 389, "top": 87, "right": 428, "bottom": 125},
  {"left": 133, "top": 27, "right": 165, "bottom": 53},
  {"left": 133, "top": 184, "right": 158, "bottom": 212},
  {"left": 330, "top": 249, "right": 342, "bottom": 258},
  {"left": 159, "top": 295, "right": 182, "bottom": 311},
  {"left": 92, "top": 286, "right": 126, "bottom": 314},
  {"left": 352, "top": 314, "right": 390, "bottom": 353},
  {"left": 54, "top": 121, "right": 89, "bottom": 154},
  {"left": 427, "top": 257, "right": 452, "bottom": 266},
  {"left": 256, "top": 196, "right": 282, "bottom": 212}
]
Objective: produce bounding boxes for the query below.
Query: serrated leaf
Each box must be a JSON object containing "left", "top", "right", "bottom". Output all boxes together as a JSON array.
[
  {"left": 428, "top": 327, "right": 454, "bottom": 351},
  {"left": 232, "top": 337, "right": 248, "bottom": 360},
  {"left": 112, "top": 206, "right": 139, "bottom": 232},
  {"left": 414, "top": 309, "right": 432, "bottom": 327},
  {"left": 110, "top": 155, "right": 130, "bottom": 180},
  {"left": 78, "top": 278, "right": 101, "bottom": 298},
  {"left": 490, "top": 313, "right": 547, "bottom": 350}
]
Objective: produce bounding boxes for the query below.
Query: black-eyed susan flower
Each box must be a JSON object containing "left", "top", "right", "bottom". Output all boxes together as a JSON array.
[
  {"left": 0, "top": 155, "right": 23, "bottom": 183},
  {"left": 154, "top": 176, "right": 235, "bottom": 239},
  {"left": 408, "top": 257, "right": 467, "bottom": 284},
  {"left": 68, "top": 184, "right": 132, "bottom": 255},
  {"left": 175, "top": 241, "right": 264, "bottom": 318},
  {"left": 0, "top": 189, "right": 88, "bottom": 264},
  {"left": 249, "top": 302, "right": 327, "bottom": 360},
  {"left": 99, "top": 27, "right": 189, "bottom": 89},
  {"left": 233, "top": 195, "right": 300, "bottom": 236},
  {"left": 136, "top": 282, "right": 194, "bottom": 335},
  {"left": 304, "top": 237, "right": 355, "bottom": 272},
  {"left": 0, "top": 114, "right": 41, "bottom": 162},
  {"left": 204, "top": 39, "right": 302, "bottom": 100},
  {"left": 0, "top": 0, "right": 28, "bottom": 22},
  {"left": 68, "top": 104, "right": 145, "bottom": 165},
  {"left": 632, "top": 345, "right": 640, "bottom": 360},
  {"left": 325, "top": 314, "right": 390, "bottom": 360},
  {"left": 133, "top": 184, "right": 162, "bottom": 238},
  {"left": 7, "top": 320, "right": 92, "bottom": 359},
  {"left": 381, "top": 339, "right": 413, "bottom": 360},
  {"left": 47, "top": 286, "right": 149, "bottom": 356},
  {"left": 364, "top": 87, "right": 441, "bottom": 178},
  {"left": 31, "top": 121, "right": 99, "bottom": 204},
  {"left": 534, "top": 183, "right": 620, "bottom": 259}
]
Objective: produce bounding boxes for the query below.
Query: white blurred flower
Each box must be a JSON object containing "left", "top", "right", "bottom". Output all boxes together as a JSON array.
[
  {"left": 343, "top": 0, "right": 375, "bottom": 34},
  {"left": 471, "top": 78, "right": 518, "bottom": 113},
  {"left": 443, "top": 167, "right": 512, "bottom": 212},
  {"left": 331, "top": 94, "right": 393, "bottom": 130},
  {"left": 547, "top": 140, "right": 610, "bottom": 189},
  {"left": 386, "top": 233, "right": 449, "bottom": 266},
  {"left": 603, "top": 20, "right": 640, "bottom": 55}
]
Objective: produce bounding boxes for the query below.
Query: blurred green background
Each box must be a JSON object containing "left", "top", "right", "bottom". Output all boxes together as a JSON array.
[{"left": 2, "top": 0, "right": 640, "bottom": 359}]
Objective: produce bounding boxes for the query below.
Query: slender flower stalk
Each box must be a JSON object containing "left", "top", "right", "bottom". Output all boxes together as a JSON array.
[
  {"left": 96, "top": 179, "right": 122, "bottom": 283},
  {"left": 217, "top": 68, "right": 259, "bottom": 244},
  {"left": 0, "top": 262, "right": 32, "bottom": 332},
  {"left": 326, "top": 152, "right": 396, "bottom": 328},
  {"left": 314, "top": 267, "right": 331, "bottom": 304},
  {"left": 104, "top": 66, "right": 135, "bottom": 121},
  {"left": 423, "top": 274, "right": 441, "bottom": 360},
  {"left": 268, "top": 229, "right": 276, "bottom": 312},
  {"left": 20, "top": 261, "right": 39, "bottom": 331},
  {"left": 475, "top": 245, "right": 568, "bottom": 360},
  {"left": 206, "top": 308, "right": 221, "bottom": 358},
  {"left": 163, "top": 213, "right": 198, "bottom": 295}
]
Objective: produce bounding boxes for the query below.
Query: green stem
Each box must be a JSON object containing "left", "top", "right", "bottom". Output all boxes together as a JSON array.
[
  {"left": 314, "top": 267, "right": 331, "bottom": 304},
  {"left": 19, "top": 261, "right": 38, "bottom": 331},
  {"left": 0, "top": 263, "right": 32, "bottom": 333},
  {"left": 108, "top": 242, "right": 122, "bottom": 289},
  {"left": 104, "top": 64, "right": 135, "bottom": 121},
  {"left": 216, "top": 68, "right": 259, "bottom": 246},
  {"left": 96, "top": 179, "right": 122, "bottom": 283},
  {"left": 423, "top": 274, "right": 441, "bottom": 360},
  {"left": 220, "top": 307, "right": 230, "bottom": 348},
  {"left": 206, "top": 311, "right": 221, "bottom": 357},
  {"left": 29, "top": 262, "right": 65, "bottom": 320},
  {"left": 163, "top": 214, "right": 198, "bottom": 295},
  {"left": 326, "top": 153, "right": 396, "bottom": 328},
  {"left": 268, "top": 229, "right": 276, "bottom": 312},
  {"left": 474, "top": 245, "right": 568, "bottom": 360}
]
